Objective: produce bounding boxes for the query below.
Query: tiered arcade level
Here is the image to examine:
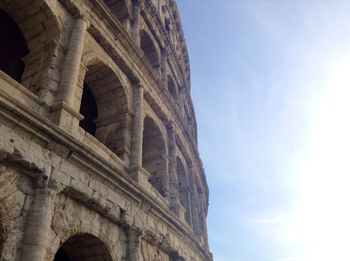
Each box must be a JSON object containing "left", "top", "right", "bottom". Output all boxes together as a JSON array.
[{"left": 0, "top": 0, "right": 211, "bottom": 260}]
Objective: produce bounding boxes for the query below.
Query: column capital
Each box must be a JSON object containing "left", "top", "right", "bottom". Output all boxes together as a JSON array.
[
  {"left": 75, "top": 13, "right": 91, "bottom": 27},
  {"left": 128, "top": 226, "right": 144, "bottom": 237}
]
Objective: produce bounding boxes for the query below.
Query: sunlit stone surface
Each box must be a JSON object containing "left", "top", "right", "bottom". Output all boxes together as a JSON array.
[{"left": 0, "top": 0, "right": 211, "bottom": 260}]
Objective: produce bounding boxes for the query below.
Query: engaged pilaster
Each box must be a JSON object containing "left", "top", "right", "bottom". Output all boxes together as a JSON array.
[
  {"left": 167, "top": 122, "right": 180, "bottom": 214},
  {"left": 160, "top": 48, "right": 168, "bottom": 89},
  {"left": 189, "top": 163, "right": 201, "bottom": 236},
  {"left": 126, "top": 227, "right": 143, "bottom": 261},
  {"left": 129, "top": 83, "right": 145, "bottom": 181},
  {"left": 20, "top": 177, "right": 58, "bottom": 261},
  {"left": 131, "top": 0, "right": 141, "bottom": 44},
  {"left": 53, "top": 16, "right": 89, "bottom": 133}
]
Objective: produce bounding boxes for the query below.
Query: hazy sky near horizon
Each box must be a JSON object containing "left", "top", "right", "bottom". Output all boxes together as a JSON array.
[{"left": 177, "top": 1, "right": 350, "bottom": 261}]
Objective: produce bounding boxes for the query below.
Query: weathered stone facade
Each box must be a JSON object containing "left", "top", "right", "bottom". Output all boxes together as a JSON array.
[{"left": 0, "top": 0, "right": 211, "bottom": 260}]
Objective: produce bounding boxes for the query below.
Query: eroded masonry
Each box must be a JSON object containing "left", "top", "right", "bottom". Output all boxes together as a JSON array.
[{"left": 0, "top": 0, "right": 211, "bottom": 260}]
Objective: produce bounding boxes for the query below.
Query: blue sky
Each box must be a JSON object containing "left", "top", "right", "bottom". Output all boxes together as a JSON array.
[{"left": 177, "top": 1, "right": 350, "bottom": 261}]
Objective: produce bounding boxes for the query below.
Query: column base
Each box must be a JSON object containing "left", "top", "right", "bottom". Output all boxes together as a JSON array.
[
  {"left": 130, "top": 166, "right": 152, "bottom": 191},
  {"left": 52, "top": 101, "right": 83, "bottom": 135}
]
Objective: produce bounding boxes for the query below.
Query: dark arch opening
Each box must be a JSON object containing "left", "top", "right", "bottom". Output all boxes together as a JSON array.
[
  {"left": 0, "top": 9, "right": 29, "bottom": 82},
  {"left": 79, "top": 63, "right": 128, "bottom": 159},
  {"left": 140, "top": 31, "right": 160, "bottom": 69},
  {"left": 184, "top": 103, "right": 192, "bottom": 124},
  {"left": 176, "top": 157, "right": 191, "bottom": 224},
  {"left": 54, "top": 233, "right": 113, "bottom": 261},
  {"left": 79, "top": 84, "right": 98, "bottom": 136},
  {"left": 168, "top": 76, "right": 177, "bottom": 99},
  {"left": 142, "top": 116, "right": 167, "bottom": 196}
]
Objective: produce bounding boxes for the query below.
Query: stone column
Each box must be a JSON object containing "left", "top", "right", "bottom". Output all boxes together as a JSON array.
[
  {"left": 53, "top": 17, "right": 89, "bottom": 131},
  {"left": 185, "top": 163, "right": 195, "bottom": 227},
  {"left": 129, "top": 83, "right": 144, "bottom": 180},
  {"left": 131, "top": 0, "right": 141, "bottom": 44},
  {"left": 20, "top": 178, "right": 57, "bottom": 261},
  {"left": 167, "top": 123, "right": 180, "bottom": 214},
  {"left": 202, "top": 213, "right": 209, "bottom": 249},
  {"left": 58, "top": 17, "right": 88, "bottom": 105},
  {"left": 160, "top": 48, "right": 168, "bottom": 89},
  {"left": 162, "top": 152, "right": 170, "bottom": 201},
  {"left": 126, "top": 227, "right": 143, "bottom": 261},
  {"left": 189, "top": 163, "right": 201, "bottom": 236},
  {"left": 197, "top": 191, "right": 210, "bottom": 248},
  {"left": 121, "top": 111, "right": 133, "bottom": 165}
]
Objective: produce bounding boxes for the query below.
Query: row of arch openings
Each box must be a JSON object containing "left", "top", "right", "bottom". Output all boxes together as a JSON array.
[
  {"left": 0, "top": 5, "right": 184, "bottom": 120},
  {"left": 53, "top": 232, "right": 186, "bottom": 261},
  {"left": 0, "top": 6, "right": 184, "bottom": 167},
  {"left": 0, "top": 1, "right": 202, "bottom": 233},
  {"left": 0, "top": 4, "right": 171, "bottom": 99},
  {"left": 78, "top": 62, "right": 170, "bottom": 198}
]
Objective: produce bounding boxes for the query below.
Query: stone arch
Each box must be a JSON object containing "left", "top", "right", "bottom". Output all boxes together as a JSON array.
[
  {"left": 0, "top": 0, "right": 62, "bottom": 95},
  {"left": 176, "top": 157, "right": 191, "bottom": 224},
  {"left": 51, "top": 193, "right": 126, "bottom": 261},
  {"left": 0, "top": 9, "right": 28, "bottom": 82},
  {"left": 142, "top": 116, "right": 167, "bottom": 196},
  {"left": 79, "top": 59, "right": 129, "bottom": 160},
  {"left": 81, "top": 52, "right": 130, "bottom": 93},
  {"left": 53, "top": 233, "right": 113, "bottom": 261},
  {"left": 140, "top": 30, "right": 160, "bottom": 69},
  {"left": 167, "top": 75, "right": 177, "bottom": 100}
]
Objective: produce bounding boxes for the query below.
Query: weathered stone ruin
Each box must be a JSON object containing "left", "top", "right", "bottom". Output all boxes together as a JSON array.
[{"left": 0, "top": 0, "right": 211, "bottom": 260}]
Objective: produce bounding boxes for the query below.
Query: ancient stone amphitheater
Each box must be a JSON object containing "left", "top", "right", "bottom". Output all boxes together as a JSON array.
[{"left": 0, "top": 0, "right": 211, "bottom": 260}]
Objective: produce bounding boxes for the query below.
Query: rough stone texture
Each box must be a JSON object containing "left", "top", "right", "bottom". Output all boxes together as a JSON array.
[
  {"left": 140, "top": 239, "right": 170, "bottom": 261},
  {"left": 0, "top": 0, "right": 212, "bottom": 260}
]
